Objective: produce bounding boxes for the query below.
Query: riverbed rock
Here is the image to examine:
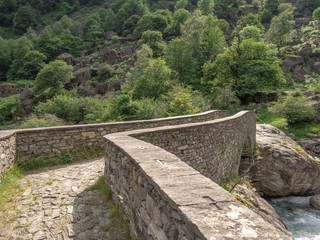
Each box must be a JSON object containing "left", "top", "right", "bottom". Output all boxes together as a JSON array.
[
  {"left": 252, "top": 124, "right": 320, "bottom": 197},
  {"left": 309, "top": 195, "right": 320, "bottom": 210},
  {"left": 233, "top": 184, "right": 292, "bottom": 237}
]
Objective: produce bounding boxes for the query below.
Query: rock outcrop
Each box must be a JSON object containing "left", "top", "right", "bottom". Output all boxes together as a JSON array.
[
  {"left": 252, "top": 124, "right": 320, "bottom": 197},
  {"left": 233, "top": 184, "right": 292, "bottom": 238},
  {"left": 0, "top": 83, "right": 22, "bottom": 98},
  {"left": 310, "top": 194, "right": 320, "bottom": 210}
]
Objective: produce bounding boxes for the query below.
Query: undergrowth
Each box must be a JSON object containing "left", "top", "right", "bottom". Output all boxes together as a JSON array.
[{"left": 87, "top": 176, "right": 132, "bottom": 240}]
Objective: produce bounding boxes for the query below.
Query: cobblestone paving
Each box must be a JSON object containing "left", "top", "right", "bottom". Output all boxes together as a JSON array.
[{"left": 0, "top": 158, "right": 119, "bottom": 240}]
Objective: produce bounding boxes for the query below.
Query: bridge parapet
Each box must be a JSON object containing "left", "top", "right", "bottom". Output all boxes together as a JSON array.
[{"left": 104, "top": 111, "right": 291, "bottom": 239}]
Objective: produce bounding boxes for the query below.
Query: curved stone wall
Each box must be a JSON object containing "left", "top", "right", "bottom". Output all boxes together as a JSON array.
[
  {"left": 0, "top": 131, "right": 16, "bottom": 181},
  {"left": 104, "top": 111, "right": 292, "bottom": 239}
]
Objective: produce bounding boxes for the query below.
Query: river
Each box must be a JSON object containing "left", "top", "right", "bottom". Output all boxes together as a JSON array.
[{"left": 269, "top": 196, "right": 320, "bottom": 240}]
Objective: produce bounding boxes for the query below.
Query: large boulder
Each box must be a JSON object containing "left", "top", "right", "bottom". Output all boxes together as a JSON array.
[
  {"left": 19, "top": 87, "right": 33, "bottom": 114},
  {"left": 73, "top": 67, "right": 91, "bottom": 84},
  {"left": 292, "top": 65, "right": 306, "bottom": 81},
  {"left": 282, "top": 55, "right": 304, "bottom": 73},
  {"left": 233, "top": 185, "right": 293, "bottom": 238},
  {"left": 312, "top": 62, "right": 320, "bottom": 75},
  {"left": 252, "top": 124, "right": 320, "bottom": 197},
  {"left": 298, "top": 44, "right": 312, "bottom": 58},
  {"left": 297, "top": 138, "right": 320, "bottom": 157},
  {"left": 57, "top": 53, "right": 74, "bottom": 65},
  {"left": 0, "top": 83, "right": 22, "bottom": 98},
  {"left": 77, "top": 83, "right": 96, "bottom": 96},
  {"left": 310, "top": 194, "right": 320, "bottom": 210}
]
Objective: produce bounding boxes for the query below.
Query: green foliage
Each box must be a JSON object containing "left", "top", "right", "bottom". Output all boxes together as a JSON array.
[
  {"left": 165, "top": 38, "right": 197, "bottom": 84},
  {"left": 130, "top": 98, "right": 157, "bottom": 120},
  {"left": 13, "top": 5, "right": 37, "bottom": 34},
  {"left": 261, "top": 9, "right": 273, "bottom": 23},
  {"left": 270, "top": 96, "right": 316, "bottom": 124},
  {"left": 0, "top": 37, "right": 12, "bottom": 81},
  {"left": 203, "top": 14, "right": 226, "bottom": 59},
  {"left": 125, "top": 45, "right": 172, "bottom": 100},
  {"left": 236, "top": 13, "right": 264, "bottom": 31},
  {"left": 18, "top": 50, "right": 46, "bottom": 80},
  {"left": 19, "top": 115, "right": 65, "bottom": 128},
  {"left": 139, "top": 30, "right": 166, "bottom": 57},
  {"left": 167, "top": 92, "right": 199, "bottom": 116},
  {"left": 295, "top": 0, "right": 320, "bottom": 12},
  {"left": 202, "top": 39, "right": 285, "bottom": 99},
  {"left": 122, "top": 15, "right": 141, "bottom": 36},
  {"left": 256, "top": 106, "right": 287, "bottom": 129},
  {"left": 175, "top": 0, "right": 192, "bottom": 10},
  {"left": 133, "top": 13, "right": 168, "bottom": 39},
  {"left": 264, "top": 0, "right": 279, "bottom": 14},
  {"left": 313, "top": 7, "right": 320, "bottom": 21},
  {"left": 0, "top": 95, "right": 21, "bottom": 123},
  {"left": 97, "top": 64, "right": 114, "bottom": 82},
  {"left": 197, "top": 0, "right": 215, "bottom": 15},
  {"left": 212, "top": 87, "right": 240, "bottom": 112},
  {"left": 21, "top": 153, "right": 74, "bottom": 171},
  {"left": 84, "top": 96, "right": 116, "bottom": 123},
  {"left": 214, "top": 0, "right": 245, "bottom": 20},
  {"left": 265, "top": 7, "right": 295, "bottom": 47},
  {"left": 33, "top": 60, "right": 74, "bottom": 99},
  {"left": 83, "top": 13, "right": 103, "bottom": 47},
  {"left": 239, "top": 25, "right": 262, "bottom": 42},
  {"left": 165, "top": 8, "right": 190, "bottom": 36}
]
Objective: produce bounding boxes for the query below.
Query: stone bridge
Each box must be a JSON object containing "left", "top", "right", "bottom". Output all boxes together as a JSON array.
[{"left": 0, "top": 110, "right": 292, "bottom": 239}]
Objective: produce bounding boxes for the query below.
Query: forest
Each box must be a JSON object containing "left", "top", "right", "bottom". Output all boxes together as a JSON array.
[{"left": 1, "top": 0, "right": 320, "bottom": 139}]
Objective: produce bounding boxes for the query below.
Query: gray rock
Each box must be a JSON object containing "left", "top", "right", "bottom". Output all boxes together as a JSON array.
[
  {"left": 302, "top": 90, "right": 313, "bottom": 97},
  {"left": 77, "top": 83, "right": 96, "bottom": 96},
  {"left": 0, "top": 83, "right": 22, "bottom": 98},
  {"left": 57, "top": 53, "right": 74, "bottom": 65},
  {"left": 73, "top": 67, "right": 91, "bottom": 84},
  {"left": 292, "top": 65, "right": 306, "bottom": 81},
  {"left": 312, "top": 62, "right": 320, "bottom": 75},
  {"left": 307, "top": 133, "right": 318, "bottom": 139},
  {"left": 20, "top": 86, "right": 33, "bottom": 114},
  {"left": 298, "top": 44, "right": 312, "bottom": 58},
  {"left": 309, "top": 194, "right": 320, "bottom": 210},
  {"left": 282, "top": 55, "right": 304, "bottom": 73},
  {"left": 106, "top": 31, "right": 117, "bottom": 41},
  {"left": 253, "top": 124, "right": 320, "bottom": 197}
]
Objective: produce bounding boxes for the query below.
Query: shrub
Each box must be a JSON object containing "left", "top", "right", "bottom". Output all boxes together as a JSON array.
[
  {"left": 111, "top": 35, "right": 120, "bottom": 45},
  {"left": 131, "top": 98, "right": 157, "bottom": 120},
  {"left": 269, "top": 96, "right": 316, "bottom": 123},
  {"left": 167, "top": 92, "right": 199, "bottom": 117},
  {"left": 84, "top": 96, "right": 116, "bottom": 123},
  {"left": 97, "top": 64, "right": 114, "bottom": 81},
  {"left": 35, "top": 92, "right": 87, "bottom": 123},
  {"left": 212, "top": 87, "right": 241, "bottom": 112},
  {"left": 0, "top": 95, "right": 21, "bottom": 122},
  {"left": 19, "top": 114, "right": 65, "bottom": 129}
]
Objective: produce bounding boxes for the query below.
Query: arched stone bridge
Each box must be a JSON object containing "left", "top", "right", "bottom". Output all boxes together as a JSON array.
[{"left": 0, "top": 110, "right": 292, "bottom": 239}]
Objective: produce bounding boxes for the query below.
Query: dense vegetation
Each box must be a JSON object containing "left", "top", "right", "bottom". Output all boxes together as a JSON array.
[{"left": 1, "top": 0, "right": 320, "bottom": 139}]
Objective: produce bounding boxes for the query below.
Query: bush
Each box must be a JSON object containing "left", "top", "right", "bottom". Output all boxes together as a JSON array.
[
  {"left": 84, "top": 96, "right": 116, "bottom": 123},
  {"left": 35, "top": 92, "right": 87, "bottom": 123},
  {"left": 97, "top": 64, "right": 114, "bottom": 81},
  {"left": 20, "top": 114, "right": 65, "bottom": 129},
  {"left": 269, "top": 96, "right": 316, "bottom": 124},
  {"left": 131, "top": 98, "right": 157, "bottom": 120},
  {"left": 167, "top": 92, "right": 199, "bottom": 117},
  {"left": 212, "top": 87, "right": 240, "bottom": 112},
  {"left": 0, "top": 95, "right": 21, "bottom": 123}
]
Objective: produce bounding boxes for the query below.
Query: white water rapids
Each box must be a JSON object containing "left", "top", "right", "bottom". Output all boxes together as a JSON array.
[{"left": 268, "top": 196, "right": 320, "bottom": 240}]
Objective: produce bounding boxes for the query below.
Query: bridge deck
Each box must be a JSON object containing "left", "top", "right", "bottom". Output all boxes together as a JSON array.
[{"left": 0, "top": 159, "right": 121, "bottom": 240}]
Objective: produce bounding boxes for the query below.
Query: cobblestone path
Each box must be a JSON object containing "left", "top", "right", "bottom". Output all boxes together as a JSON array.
[{"left": 0, "top": 158, "right": 121, "bottom": 240}]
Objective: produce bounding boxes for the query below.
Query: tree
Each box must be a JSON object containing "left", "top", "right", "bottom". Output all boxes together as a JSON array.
[
  {"left": 236, "top": 13, "right": 264, "bottom": 31},
  {"left": 122, "top": 15, "right": 141, "bottom": 36},
  {"left": 202, "top": 39, "right": 285, "bottom": 99},
  {"left": 239, "top": 25, "right": 262, "bottom": 42},
  {"left": 0, "top": 37, "right": 11, "bottom": 81},
  {"left": 125, "top": 45, "right": 172, "bottom": 100},
  {"left": 313, "top": 7, "right": 320, "bottom": 21},
  {"left": 265, "top": 7, "right": 295, "bottom": 47},
  {"left": 214, "top": 0, "right": 245, "bottom": 21},
  {"left": 13, "top": 5, "right": 37, "bottom": 34},
  {"left": 18, "top": 50, "right": 46, "bottom": 80},
  {"left": 197, "top": 0, "right": 215, "bottom": 15},
  {"left": 34, "top": 60, "right": 74, "bottom": 99},
  {"left": 175, "top": 0, "right": 192, "bottom": 10},
  {"left": 264, "top": 0, "right": 279, "bottom": 14},
  {"left": 167, "top": 92, "right": 199, "bottom": 116},
  {"left": 165, "top": 8, "right": 190, "bottom": 36},
  {"left": 138, "top": 30, "right": 166, "bottom": 57},
  {"left": 165, "top": 38, "right": 197, "bottom": 85},
  {"left": 203, "top": 14, "right": 226, "bottom": 60},
  {"left": 97, "top": 8, "right": 116, "bottom": 32},
  {"left": 133, "top": 13, "right": 168, "bottom": 39},
  {"left": 82, "top": 13, "right": 104, "bottom": 47}
]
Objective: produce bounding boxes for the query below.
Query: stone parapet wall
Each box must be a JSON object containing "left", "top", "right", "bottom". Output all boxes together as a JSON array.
[
  {"left": 0, "top": 131, "right": 16, "bottom": 181},
  {"left": 7, "top": 110, "right": 228, "bottom": 163},
  {"left": 104, "top": 111, "right": 292, "bottom": 239}
]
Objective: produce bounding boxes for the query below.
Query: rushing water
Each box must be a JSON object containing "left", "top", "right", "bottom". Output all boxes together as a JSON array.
[{"left": 268, "top": 196, "right": 320, "bottom": 240}]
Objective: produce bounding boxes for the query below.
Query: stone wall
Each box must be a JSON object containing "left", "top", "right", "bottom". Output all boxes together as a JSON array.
[
  {"left": 0, "top": 131, "right": 16, "bottom": 181},
  {"left": 13, "top": 110, "right": 228, "bottom": 163},
  {"left": 104, "top": 111, "right": 292, "bottom": 239}
]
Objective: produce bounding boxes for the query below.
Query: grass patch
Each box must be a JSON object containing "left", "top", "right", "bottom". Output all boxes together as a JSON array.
[
  {"left": 87, "top": 176, "right": 131, "bottom": 240},
  {"left": 20, "top": 153, "right": 75, "bottom": 171},
  {"left": 0, "top": 166, "right": 24, "bottom": 211},
  {"left": 256, "top": 107, "right": 320, "bottom": 140}
]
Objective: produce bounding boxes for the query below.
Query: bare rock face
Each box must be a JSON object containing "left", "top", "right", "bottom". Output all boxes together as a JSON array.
[
  {"left": 0, "top": 83, "right": 22, "bottom": 98},
  {"left": 57, "top": 53, "right": 74, "bottom": 65},
  {"left": 310, "top": 194, "right": 320, "bottom": 210},
  {"left": 73, "top": 67, "right": 91, "bottom": 84},
  {"left": 282, "top": 55, "right": 304, "bottom": 73},
  {"left": 252, "top": 124, "right": 320, "bottom": 197},
  {"left": 233, "top": 184, "right": 293, "bottom": 238}
]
